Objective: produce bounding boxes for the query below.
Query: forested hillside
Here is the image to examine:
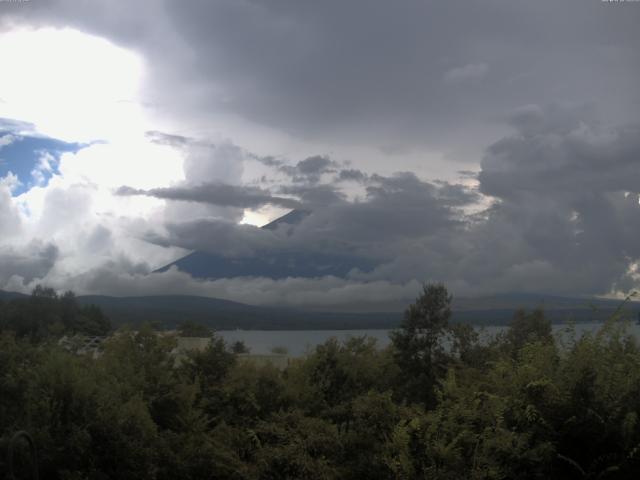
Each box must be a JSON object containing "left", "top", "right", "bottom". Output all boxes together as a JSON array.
[{"left": 1, "top": 284, "right": 640, "bottom": 479}]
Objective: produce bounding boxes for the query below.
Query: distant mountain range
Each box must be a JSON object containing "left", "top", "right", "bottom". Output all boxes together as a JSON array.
[
  {"left": 2, "top": 290, "right": 638, "bottom": 330},
  {"left": 154, "top": 210, "right": 378, "bottom": 279},
  {"left": 0, "top": 290, "right": 397, "bottom": 330}
]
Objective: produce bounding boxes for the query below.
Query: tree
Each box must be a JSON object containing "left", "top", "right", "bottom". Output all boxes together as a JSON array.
[
  {"left": 31, "top": 285, "right": 58, "bottom": 299},
  {"left": 75, "top": 304, "right": 112, "bottom": 336},
  {"left": 177, "top": 320, "right": 212, "bottom": 338},
  {"left": 270, "top": 345, "right": 289, "bottom": 355},
  {"left": 253, "top": 410, "right": 341, "bottom": 480},
  {"left": 0, "top": 286, "right": 111, "bottom": 340},
  {"left": 503, "top": 308, "right": 552, "bottom": 356},
  {"left": 231, "top": 340, "right": 250, "bottom": 354},
  {"left": 179, "top": 335, "right": 236, "bottom": 417},
  {"left": 390, "top": 283, "right": 453, "bottom": 407},
  {"left": 7, "top": 280, "right": 640, "bottom": 478}
]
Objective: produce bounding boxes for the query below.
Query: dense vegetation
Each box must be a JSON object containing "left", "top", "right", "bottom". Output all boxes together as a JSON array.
[
  {"left": 0, "top": 286, "right": 111, "bottom": 340},
  {"left": 2, "top": 284, "right": 640, "bottom": 479}
]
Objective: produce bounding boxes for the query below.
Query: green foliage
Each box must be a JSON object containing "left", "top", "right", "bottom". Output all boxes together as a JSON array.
[
  {"left": 501, "top": 307, "right": 553, "bottom": 355},
  {"left": 2, "top": 286, "right": 640, "bottom": 479},
  {"left": 390, "top": 282, "right": 453, "bottom": 407},
  {"left": 270, "top": 345, "right": 289, "bottom": 355},
  {"left": 232, "top": 340, "right": 250, "bottom": 354},
  {"left": 177, "top": 320, "right": 212, "bottom": 338},
  {"left": 0, "top": 286, "right": 112, "bottom": 341},
  {"left": 252, "top": 410, "right": 341, "bottom": 479}
]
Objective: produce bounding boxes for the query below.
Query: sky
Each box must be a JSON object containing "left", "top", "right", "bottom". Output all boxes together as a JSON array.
[{"left": 0, "top": 0, "right": 639, "bottom": 309}]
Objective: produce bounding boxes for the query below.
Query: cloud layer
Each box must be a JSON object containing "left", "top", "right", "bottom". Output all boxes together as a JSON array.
[{"left": 0, "top": 2, "right": 638, "bottom": 309}]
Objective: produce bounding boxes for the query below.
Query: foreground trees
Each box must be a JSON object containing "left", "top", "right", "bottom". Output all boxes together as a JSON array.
[
  {"left": 0, "top": 287, "right": 112, "bottom": 341},
  {"left": 390, "top": 283, "right": 453, "bottom": 407},
  {"left": 1, "top": 284, "right": 640, "bottom": 479}
]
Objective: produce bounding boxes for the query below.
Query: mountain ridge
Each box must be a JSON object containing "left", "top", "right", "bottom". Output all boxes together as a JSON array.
[{"left": 2, "top": 289, "right": 638, "bottom": 330}]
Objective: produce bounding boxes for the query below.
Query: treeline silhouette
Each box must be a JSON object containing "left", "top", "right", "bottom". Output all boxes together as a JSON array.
[
  {"left": 1, "top": 284, "right": 639, "bottom": 479},
  {"left": 0, "top": 286, "right": 111, "bottom": 341}
]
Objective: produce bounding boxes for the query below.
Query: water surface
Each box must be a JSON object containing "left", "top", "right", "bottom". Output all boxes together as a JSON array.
[{"left": 218, "top": 322, "right": 640, "bottom": 356}]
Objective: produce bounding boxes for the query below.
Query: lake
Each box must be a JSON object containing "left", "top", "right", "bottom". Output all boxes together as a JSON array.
[{"left": 218, "top": 322, "right": 640, "bottom": 356}]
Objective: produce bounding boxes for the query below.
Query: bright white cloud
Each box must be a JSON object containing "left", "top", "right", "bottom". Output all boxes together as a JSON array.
[
  {"left": 0, "top": 133, "right": 18, "bottom": 148},
  {"left": 0, "top": 173, "right": 23, "bottom": 238},
  {"left": 30, "top": 151, "right": 55, "bottom": 186},
  {"left": 0, "top": 27, "right": 145, "bottom": 143},
  {"left": 0, "top": 27, "right": 190, "bottom": 290}
]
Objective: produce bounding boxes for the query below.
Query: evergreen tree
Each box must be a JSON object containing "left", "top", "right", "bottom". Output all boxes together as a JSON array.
[{"left": 390, "top": 282, "right": 453, "bottom": 407}]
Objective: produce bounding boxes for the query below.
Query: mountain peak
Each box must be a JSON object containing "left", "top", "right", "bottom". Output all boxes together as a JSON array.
[
  {"left": 261, "top": 209, "right": 311, "bottom": 231},
  {"left": 154, "top": 209, "right": 376, "bottom": 280}
]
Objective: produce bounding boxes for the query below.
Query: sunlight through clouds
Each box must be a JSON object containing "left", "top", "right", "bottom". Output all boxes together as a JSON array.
[
  {"left": 0, "top": 27, "right": 145, "bottom": 142},
  {"left": 0, "top": 26, "right": 189, "bottom": 287}
]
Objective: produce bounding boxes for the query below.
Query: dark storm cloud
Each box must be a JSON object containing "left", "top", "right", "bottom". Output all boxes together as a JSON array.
[
  {"left": 0, "top": 241, "right": 59, "bottom": 284},
  {"left": 5, "top": 106, "right": 640, "bottom": 301},
  {"left": 253, "top": 155, "right": 285, "bottom": 168},
  {"left": 339, "top": 104, "right": 640, "bottom": 297},
  {"left": 135, "top": 170, "right": 474, "bottom": 263},
  {"left": 278, "top": 155, "right": 337, "bottom": 183},
  {"left": 337, "top": 169, "right": 368, "bottom": 183},
  {"left": 116, "top": 183, "right": 302, "bottom": 210},
  {"left": 160, "top": 0, "right": 639, "bottom": 148},
  {"left": 277, "top": 184, "right": 345, "bottom": 207},
  {"left": 464, "top": 104, "right": 640, "bottom": 294},
  {"left": 433, "top": 181, "right": 482, "bottom": 207},
  {"left": 2, "top": 1, "right": 640, "bottom": 302},
  {"left": 294, "top": 156, "right": 333, "bottom": 176},
  {"left": 6, "top": 0, "right": 638, "bottom": 151},
  {"left": 111, "top": 109, "right": 640, "bottom": 298},
  {"left": 201, "top": 106, "right": 640, "bottom": 297},
  {"left": 282, "top": 172, "right": 469, "bottom": 258},
  {"left": 365, "top": 172, "right": 480, "bottom": 210},
  {"left": 259, "top": 153, "right": 365, "bottom": 187},
  {"left": 479, "top": 104, "right": 640, "bottom": 199}
]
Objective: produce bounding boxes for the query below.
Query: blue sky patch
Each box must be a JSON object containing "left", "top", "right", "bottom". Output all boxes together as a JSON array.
[{"left": 0, "top": 124, "right": 84, "bottom": 195}]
